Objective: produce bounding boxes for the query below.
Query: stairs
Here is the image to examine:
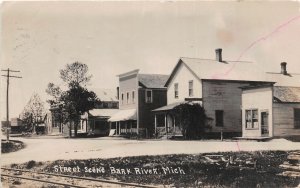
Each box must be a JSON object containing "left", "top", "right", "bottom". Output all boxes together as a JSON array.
[{"left": 279, "top": 151, "right": 300, "bottom": 178}]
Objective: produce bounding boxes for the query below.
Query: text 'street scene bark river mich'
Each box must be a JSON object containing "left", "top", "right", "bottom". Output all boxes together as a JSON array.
[{"left": 1, "top": 1, "right": 300, "bottom": 187}]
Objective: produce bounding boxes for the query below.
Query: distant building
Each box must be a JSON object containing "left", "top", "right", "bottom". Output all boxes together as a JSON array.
[
  {"left": 108, "top": 70, "right": 169, "bottom": 137},
  {"left": 10, "top": 118, "right": 24, "bottom": 133},
  {"left": 78, "top": 88, "right": 119, "bottom": 136}
]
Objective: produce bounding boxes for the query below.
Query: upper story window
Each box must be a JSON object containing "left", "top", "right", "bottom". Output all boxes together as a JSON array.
[
  {"left": 188, "top": 80, "right": 193, "bottom": 97},
  {"left": 145, "top": 90, "right": 153, "bottom": 103},
  {"left": 126, "top": 92, "right": 130, "bottom": 104},
  {"left": 132, "top": 90, "right": 135, "bottom": 103},
  {"left": 121, "top": 93, "right": 124, "bottom": 105},
  {"left": 174, "top": 83, "right": 179, "bottom": 98}
]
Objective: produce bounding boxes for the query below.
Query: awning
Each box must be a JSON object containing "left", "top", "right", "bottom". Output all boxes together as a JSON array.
[
  {"left": 152, "top": 101, "right": 188, "bottom": 112},
  {"left": 108, "top": 109, "right": 137, "bottom": 122}
]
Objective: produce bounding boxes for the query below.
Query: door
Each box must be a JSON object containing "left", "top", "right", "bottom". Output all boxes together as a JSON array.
[{"left": 261, "top": 111, "right": 269, "bottom": 136}]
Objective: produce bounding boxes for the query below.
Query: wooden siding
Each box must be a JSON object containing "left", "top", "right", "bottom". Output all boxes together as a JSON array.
[
  {"left": 167, "top": 63, "right": 202, "bottom": 104},
  {"left": 241, "top": 87, "right": 273, "bottom": 137},
  {"left": 119, "top": 74, "right": 138, "bottom": 110},
  {"left": 138, "top": 88, "right": 167, "bottom": 136},
  {"left": 273, "top": 103, "right": 300, "bottom": 136},
  {"left": 202, "top": 80, "right": 250, "bottom": 133}
]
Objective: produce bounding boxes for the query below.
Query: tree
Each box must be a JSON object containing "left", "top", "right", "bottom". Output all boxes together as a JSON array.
[
  {"left": 61, "top": 82, "right": 99, "bottom": 137},
  {"left": 60, "top": 62, "right": 92, "bottom": 87},
  {"left": 20, "top": 93, "right": 46, "bottom": 132},
  {"left": 46, "top": 62, "right": 100, "bottom": 137},
  {"left": 173, "top": 103, "right": 208, "bottom": 139}
]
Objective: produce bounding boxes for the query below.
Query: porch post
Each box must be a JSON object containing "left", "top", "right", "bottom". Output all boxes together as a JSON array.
[
  {"left": 165, "top": 113, "right": 167, "bottom": 133},
  {"left": 117, "top": 122, "right": 119, "bottom": 135},
  {"left": 119, "top": 121, "right": 121, "bottom": 135},
  {"left": 173, "top": 116, "right": 176, "bottom": 133},
  {"left": 154, "top": 114, "right": 157, "bottom": 137},
  {"left": 125, "top": 122, "right": 128, "bottom": 133}
]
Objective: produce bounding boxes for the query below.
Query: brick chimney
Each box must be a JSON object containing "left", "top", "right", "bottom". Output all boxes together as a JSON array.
[
  {"left": 215, "top": 48, "right": 222, "bottom": 62},
  {"left": 280, "top": 62, "right": 287, "bottom": 75}
]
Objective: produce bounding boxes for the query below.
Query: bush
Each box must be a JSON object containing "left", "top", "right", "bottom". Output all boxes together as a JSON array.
[
  {"left": 26, "top": 160, "right": 36, "bottom": 169},
  {"left": 173, "top": 103, "right": 209, "bottom": 139}
]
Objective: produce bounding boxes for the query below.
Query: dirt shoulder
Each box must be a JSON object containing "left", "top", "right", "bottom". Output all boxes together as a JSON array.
[{"left": 3, "top": 150, "right": 300, "bottom": 187}]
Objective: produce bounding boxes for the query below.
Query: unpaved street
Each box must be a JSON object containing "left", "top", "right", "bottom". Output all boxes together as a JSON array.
[{"left": 2, "top": 136, "right": 300, "bottom": 165}]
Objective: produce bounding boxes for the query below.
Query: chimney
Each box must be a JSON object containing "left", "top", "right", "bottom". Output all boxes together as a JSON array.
[
  {"left": 280, "top": 62, "right": 287, "bottom": 75},
  {"left": 215, "top": 48, "right": 222, "bottom": 62}
]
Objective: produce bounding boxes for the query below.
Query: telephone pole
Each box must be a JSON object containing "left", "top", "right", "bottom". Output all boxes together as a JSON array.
[{"left": 1, "top": 68, "right": 22, "bottom": 142}]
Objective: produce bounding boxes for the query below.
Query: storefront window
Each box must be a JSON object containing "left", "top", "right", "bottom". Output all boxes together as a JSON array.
[{"left": 245, "top": 109, "right": 258, "bottom": 129}]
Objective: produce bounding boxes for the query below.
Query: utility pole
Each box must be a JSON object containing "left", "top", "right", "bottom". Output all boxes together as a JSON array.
[{"left": 1, "top": 68, "right": 22, "bottom": 142}]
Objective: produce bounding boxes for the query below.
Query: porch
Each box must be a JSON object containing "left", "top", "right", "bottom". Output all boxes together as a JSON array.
[
  {"left": 108, "top": 109, "right": 140, "bottom": 136},
  {"left": 153, "top": 102, "right": 186, "bottom": 138}
]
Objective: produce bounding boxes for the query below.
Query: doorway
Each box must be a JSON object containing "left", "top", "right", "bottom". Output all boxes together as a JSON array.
[{"left": 261, "top": 111, "right": 269, "bottom": 136}]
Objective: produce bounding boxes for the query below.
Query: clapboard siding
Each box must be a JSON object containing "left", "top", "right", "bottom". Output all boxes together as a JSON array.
[
  {"left": 202, "top": 80, "right": 250, "bottom": 133},
  {"left": 119, "top": 74, "right": 138, "bottom": 110},
  {"left": 273, "top": 103, "right": 300, "bottom": 136},
  {"left": 138, "top": 88, "right": 167, "bottom": 135}
]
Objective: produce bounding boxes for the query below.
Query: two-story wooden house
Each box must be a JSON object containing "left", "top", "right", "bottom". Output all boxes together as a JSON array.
[
  {"left": 153, "top": 49, "right": 273, "bottom": 138},
  {"left": 108, "top": 69, "right": 168, "bottom": 137}
]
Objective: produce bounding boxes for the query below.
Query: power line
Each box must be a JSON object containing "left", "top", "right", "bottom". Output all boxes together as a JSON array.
[{"left": 1, "top": 68, "right": 22, "bottom": 142}]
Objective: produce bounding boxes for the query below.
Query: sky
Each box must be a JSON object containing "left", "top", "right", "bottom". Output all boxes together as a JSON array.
[{"left": 1, "top": 1, "right": 300, "bottom": 119}]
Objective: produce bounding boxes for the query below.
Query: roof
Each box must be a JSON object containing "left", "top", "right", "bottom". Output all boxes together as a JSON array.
[
  {"left": 138, "top": 74, "right": 169, "bottom": 89},
  {"left": 108, "top": 109, "right": 137, "bottom": 122},
  {"left": 266, "top": 73, "right": 300, "bottom": 87},
  {"left": 273, "top": 86, "right": 300, "bottom": 103},
  {"left": 88, "top": 109, "right": 119, "bottom": 117},
  {"left": 89, "top": 88, "right": 118, "bottom": 102},
  {"left": 165, "top": 58, "right": 272, "bottom": 87},
  {"left": 152, "top": 101, "right": 188, "bottom": 112}
]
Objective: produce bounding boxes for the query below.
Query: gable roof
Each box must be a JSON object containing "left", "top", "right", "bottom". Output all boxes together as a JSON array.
[
  {"left": 273, "top": 86, "right": 300, "bottom": 103},
  {"left": 266, "top": 72, "right": 300, "bottom": 87},
  {"left": 138, "top": 74, "right": 169, "bottom": 89},
  {"left": 165, "top": 57, "right": 271, "bottom": 87},
  {"left": 89, "top": 88, "right": 118, "bottom": 102}
]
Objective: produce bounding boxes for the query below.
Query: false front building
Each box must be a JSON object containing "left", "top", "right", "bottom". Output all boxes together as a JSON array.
[{"left": 108, "top": 69, "right": 168, "bottom": 137}]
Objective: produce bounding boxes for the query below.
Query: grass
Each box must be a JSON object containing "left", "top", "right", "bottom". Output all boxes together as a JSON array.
[
  {"left": 8, "top": 150, "right": 300, "bottom": 187},
  {"left": 1, "top": 140, "right": 25, "bottom": 153}
]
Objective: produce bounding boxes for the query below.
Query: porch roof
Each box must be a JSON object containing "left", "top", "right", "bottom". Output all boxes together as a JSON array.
[
  {"left": 152, "top": 101, "right": 188, "bottom": 112},
  {"left": 89, "top": 109, "right": 119, "bottom": 117},
  {"left": 108, "top": 109, "right": 137, "bottom": 122}
]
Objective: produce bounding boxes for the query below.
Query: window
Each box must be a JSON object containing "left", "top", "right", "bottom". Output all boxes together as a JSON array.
[
  {"left": 174, "top": 83, "right": 178, "bottom": 98},
  {"left": 145, "top": 90, "right": 152, "bottom": 103},
  {"left": 121, "top": 93, "right": 124, "bottom": 104},
  {"left": 294, "top": 109, "right": 300, "bottom": 129},
  {"left": 188, "top": 80, "right": 193, "bottom": 97},
  {"left": 126, "top": 92, "right": 130, "bottom": 104},
  {"left": 215, "top": 110, "right": 224, "bottom": 127},
  {"left": 132, "top": 91, "right": 135, "bottom": 103},
  {"left": 245, "top": 109, "right": 259, "bottom": 129}
]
